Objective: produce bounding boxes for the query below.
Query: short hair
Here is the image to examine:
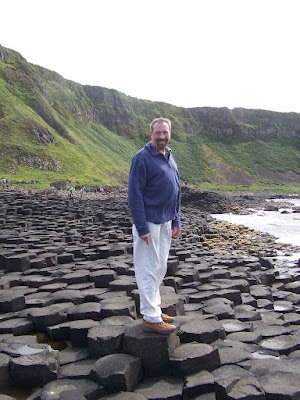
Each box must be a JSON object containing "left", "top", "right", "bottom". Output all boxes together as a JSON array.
[{"left": 150, "top": 117, "right": 172, "bottom": 133}]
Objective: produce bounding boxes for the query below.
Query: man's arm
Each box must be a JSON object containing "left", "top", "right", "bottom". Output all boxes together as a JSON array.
[{"left": 128, "top": 154, "right": 150, "bottom": 237}]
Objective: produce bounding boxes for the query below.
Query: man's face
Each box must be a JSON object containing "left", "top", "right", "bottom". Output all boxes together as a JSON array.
[{"left": 151, "top": 122, "right": 171, "bottom": 153}]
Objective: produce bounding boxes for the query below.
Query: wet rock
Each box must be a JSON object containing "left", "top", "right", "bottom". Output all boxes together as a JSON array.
[
  {"left": 259, "top": 335, "right": 300, "bottom": 355},
  {"left": 39, "top": 378, "right": 104, "bottom": 400},
  {"left": 220, "top": 319, "right": 252, "bottom": 334},
  {"left": 9, "top": 351, "right": 59, "bottom": 388}
]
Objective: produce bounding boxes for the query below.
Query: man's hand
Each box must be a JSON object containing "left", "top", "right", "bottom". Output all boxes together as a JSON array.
[
  {"left": 140, "top": 232, "right": 151, "bottom": 245},
  {"left": 172, "top": 227, "right": 181, "bottom": 239}
]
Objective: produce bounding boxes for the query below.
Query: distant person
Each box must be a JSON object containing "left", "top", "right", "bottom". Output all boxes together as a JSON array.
[{"left": 128, "top": 117, "right": 181, "bottom": 335}]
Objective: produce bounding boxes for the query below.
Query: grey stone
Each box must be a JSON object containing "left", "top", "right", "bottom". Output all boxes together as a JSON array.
[
  {"left": 100, "top": 316, "right": 134, "bottom": 326},
  {"left": 9, "top": 351, "right": 59, "bottom": 388},
  {"left": 0, "top": 353, "right": 11, "bottom": 391},
  {"left": 90, "top": 353, "right": 142, "bottom": 393},
  {"left": 101, "top": 393, "right": 146, "bottom": 400},
  {"left": 40, "top": 378, "right": 104, "bottom": 400},
  {"left": 259, "top": 335, "right": 300, "bottom": 355},
  {"left": 123, "top": 321, "right": 180, "bottom": 377},
  {"left": 234, "top": 304, "right": 262, "bottom": 322},
  {"left": 218, "top": 346, "right": 253, "bottom": 365},
  {"left": 0, "top": 342, "right": 51, "bottom": 357},
  {"left": 273, "top": 300, "right": 295, "bottom": 313},
  {"left": 226, "top": 331, "right": 263, "bottom": 344},
  {"left": 220, "top": 319, "right": 252, "bottom": 334},
  {"left": 0, "top": 318, "right": 34, "bottom": 335},
  {"left": 183, "top": 370, "right": 215, "bottom": 399},
  {"left": 49, "top": 289, "right": 84, "bottom": 304},
  {"left": 101, "top": 300, "right": 137, "bottom": 319},
  {"left": 250, "top": 285, "right": 273, "bottom": 301},
  {"left": 58, "top": 347, "right": 90, "bottom": 366},
  {"left": 90, "top": 269, "right": 117, "bottom": 288},
  {"left": 259, "top": 371, "right": 300, "bottom": 399},
  {"left": 109, "top": 276, "right": 137, "bottom": 296},
  {"left": 87, "top": 324, "right": 124, "bottom": 358},
  {"left": 161, "top": 294, "right": 185, "bottom": 317},
  {"left": 179, "top": 319, "right": 226, "bottom": 344},
  {"left": 62, "top": 270, "right": 90, "bottom": 285},
  {"left": 6, "top": 254, "right": 30, "bottom": 272},
  {"left": 284, "top": 313, "right": 300, "bottom": 325},
  {"left": 47, "top": 322, "right": 71, "bottom": 340},
  {"left": 28, "top": 303, "right": 72, "bottom": 331},
  {"left": 67, "top": 302, "right": 101, "bottom": 321},
  {"left": 134, "top": 376, "right": 184, "bottom": 400},
  {"left": 170, "top": 342, "right": 221, "bottom": 377},
  {"left": 253, "top": 324, "right": 288, "bottom": 339},
  {"left": 203, "top": 301, "right": 234, "bottom": 319},
  {"left": 59, "top": 359, "right": 96, "bottom": 379},
  {"left": 70, "top": 320, "right": 101, "bottom": 347},
  {"left": 215, "top": 375, "right": 265, "bottom": 400},
  {"left": 59, "top": 390, "right": 87, "bottom": 400},
  {"left": 0, "top": 291, "right": 25, "bottom": 312}
]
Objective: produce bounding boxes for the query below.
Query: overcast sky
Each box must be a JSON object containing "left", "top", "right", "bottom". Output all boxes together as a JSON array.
[{"left": 1, "top": 0, "right": 299, "bottom": 113}]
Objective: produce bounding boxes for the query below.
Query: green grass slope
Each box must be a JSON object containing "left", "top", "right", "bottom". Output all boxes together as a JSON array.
[{"left": 0, "top": 45, "right": 299, "bottom": 192}]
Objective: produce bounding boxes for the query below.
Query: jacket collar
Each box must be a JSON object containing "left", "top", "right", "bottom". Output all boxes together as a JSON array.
[{"left": 147, "top": 142, "right": 171, "bottom": 159}]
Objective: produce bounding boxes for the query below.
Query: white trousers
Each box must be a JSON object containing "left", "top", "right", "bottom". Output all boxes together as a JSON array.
[{"left": 133, "top": 221, "right": 172, "bottom": 323}]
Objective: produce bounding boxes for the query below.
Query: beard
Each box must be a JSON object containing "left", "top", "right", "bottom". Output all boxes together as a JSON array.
[{"left": 155, "top": 139, "right": 168, "bottom": 150}]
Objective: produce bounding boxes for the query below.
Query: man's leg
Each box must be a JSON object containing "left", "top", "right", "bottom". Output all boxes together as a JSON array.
[
  {"left": 153, "top": 221, "right": 172, "bottom": 314},
  {"left": 133, "top": 221, "right": 171, "bottom": 323}
]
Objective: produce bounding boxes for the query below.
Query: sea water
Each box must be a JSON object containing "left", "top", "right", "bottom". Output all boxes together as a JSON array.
[{"left": 213, "top": 198, "right": 300, "bottom": 261}]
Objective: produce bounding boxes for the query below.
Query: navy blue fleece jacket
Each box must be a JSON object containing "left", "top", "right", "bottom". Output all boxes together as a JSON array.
[{"left": 128, "top": 142, "right": 181, "bottom": 236}]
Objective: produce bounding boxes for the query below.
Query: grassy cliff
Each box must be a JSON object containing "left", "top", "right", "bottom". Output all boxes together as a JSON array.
[{"left": 0, "top": 45, "right": 300, "bottom": 191}]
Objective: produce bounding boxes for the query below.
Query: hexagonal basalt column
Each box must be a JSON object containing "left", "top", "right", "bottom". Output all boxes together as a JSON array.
[{"left": 123, "top": 321, "right": 180, "bottom": 377}]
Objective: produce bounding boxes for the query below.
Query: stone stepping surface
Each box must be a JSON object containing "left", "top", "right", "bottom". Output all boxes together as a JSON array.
[{"left": 0, "top": 192, "right": 300, "bottom": 399}]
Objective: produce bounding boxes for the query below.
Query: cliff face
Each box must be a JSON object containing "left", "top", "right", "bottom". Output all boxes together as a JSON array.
[
  {"left": 0, "top": 44, "right": 299, "bottom": 189},
  {"left": 189, "top": 107, "right": 300, "bottom": 139}
]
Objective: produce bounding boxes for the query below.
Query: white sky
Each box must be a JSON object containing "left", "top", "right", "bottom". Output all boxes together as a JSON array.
[{"left": 1, "top": 0, "right": 299, "bottom": 113}]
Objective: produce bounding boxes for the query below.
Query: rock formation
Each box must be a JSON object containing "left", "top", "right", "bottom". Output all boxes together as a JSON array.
[{"left": 0, "top": 191, "right": 300, "bottom": 399}]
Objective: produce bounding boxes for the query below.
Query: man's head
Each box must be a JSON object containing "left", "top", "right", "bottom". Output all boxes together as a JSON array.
[{"left": 150, "top": 117, "right": 171, "bottom": 154}]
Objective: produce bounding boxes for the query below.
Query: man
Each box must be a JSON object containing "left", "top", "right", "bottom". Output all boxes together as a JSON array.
[{"left": 128, "top": 117, "right": 181, "bottom": 334}]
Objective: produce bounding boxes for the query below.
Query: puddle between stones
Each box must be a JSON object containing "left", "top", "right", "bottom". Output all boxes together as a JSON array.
[{"left": 35, "top": 331, "right": 68, "bottom": 351}]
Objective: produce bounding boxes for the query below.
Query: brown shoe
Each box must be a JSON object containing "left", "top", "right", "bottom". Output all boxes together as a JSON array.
[
  {"left": 161, "top": 313, "right": 175, "bottom": 323},
  {"left": 142, "top": 320, "right": 176, "bottom": 335}
]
